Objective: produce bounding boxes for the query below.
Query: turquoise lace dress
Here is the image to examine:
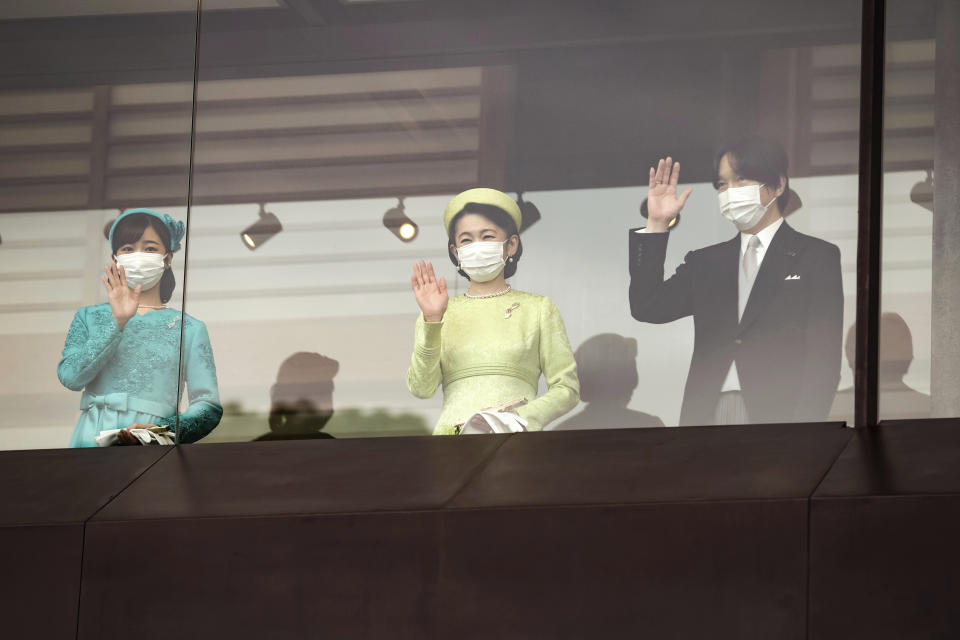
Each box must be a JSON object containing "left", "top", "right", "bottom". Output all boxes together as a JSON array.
[{"left": 58, "top": 304, "right": 223, "bottom": 447}]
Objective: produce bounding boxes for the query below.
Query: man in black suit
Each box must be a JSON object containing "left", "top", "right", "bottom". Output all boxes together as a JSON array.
[{"left": 628, "top": 137, "right": 843, "bottom": 426}]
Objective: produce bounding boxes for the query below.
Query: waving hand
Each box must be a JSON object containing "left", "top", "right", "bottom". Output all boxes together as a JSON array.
[
  {"left": 645, "top": 156, "right": 693, "bottom": 232},
  {"left": 103, "top": 263, "right": 140, "bottom": 330},
  {"left": 410, "top": 260, "right": 448, "bottom": 322}
]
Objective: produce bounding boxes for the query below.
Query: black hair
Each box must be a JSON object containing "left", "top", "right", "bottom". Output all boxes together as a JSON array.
[
  {"left": 447, "top": 202, "right": 523, "bottom": 279},
  {"left": 110, "top": 212, "right": 176, "bottom": 304},
  {"left": 714, "top": 136, "right": 791, "bottom": 213}
]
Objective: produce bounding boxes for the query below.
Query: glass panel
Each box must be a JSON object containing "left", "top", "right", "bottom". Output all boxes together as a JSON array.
[
  {"left": 189, "top": 0, "right": 863, "bottom": 441},
  {"left": 880, "top": 0, "right": 955, "bottom": 420},
  {"left": 0, "top": 2, "right": 200, "bottom": 449}
]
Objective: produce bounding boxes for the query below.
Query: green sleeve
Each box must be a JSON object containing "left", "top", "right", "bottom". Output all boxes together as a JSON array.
[
  {"left": 516, "top": 297, "right": 580, "bottom": 430},
  {"left": 406, "top": 314, "right": 443, "bottom": 399}
]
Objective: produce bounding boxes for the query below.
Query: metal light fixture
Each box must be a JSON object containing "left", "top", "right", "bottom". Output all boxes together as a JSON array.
[
  {"left": 516, "top": 192, "right": 542, "bottom": 234},
  {"left": 241, "top": 204, "right": 283, "bottom": 250},
  {"left": 910, "top": 169, "right": 934, "bottom": 213},
  {"left": 383, "top": 197, "right": 418, "bottom": 242},
  {"left": 640, "top": 198, "right": 680, "bottom": 229}
]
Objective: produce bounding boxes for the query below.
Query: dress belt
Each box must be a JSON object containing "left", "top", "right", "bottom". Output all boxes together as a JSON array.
[
  {"left": 443, "top": 364, "right": 539, "bottom": 389},
  {"left": 81, "top": 392, "right": 174, "bottom": 429}
]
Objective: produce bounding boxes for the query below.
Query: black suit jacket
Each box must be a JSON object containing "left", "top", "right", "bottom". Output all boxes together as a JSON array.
[{"left": 628, "top": 222, "right": 843, "bottom": 426}]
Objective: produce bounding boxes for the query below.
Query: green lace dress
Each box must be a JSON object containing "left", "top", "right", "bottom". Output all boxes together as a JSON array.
[
  {"left": 407, "top": 289, "right": 580, "bottom": 435},
  {"left": 58, "top": 304, "right": 223, "bottom": 447}
]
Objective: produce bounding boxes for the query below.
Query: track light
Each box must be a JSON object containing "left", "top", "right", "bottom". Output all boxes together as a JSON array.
[
  {"left": 383, "top": 197, "right": 418, "bottom": 242},
  {"left": 640, "top": 198, "right": 680, "bottom": 229},
  {"left": 910, "top": 170, "right": 934, "bottom": 213},
  {"left": 516, "top": 192, "right": 541, "bottom": 233},
  {"left": 241, "top": 204, "right": 283, "bottom": 250}
]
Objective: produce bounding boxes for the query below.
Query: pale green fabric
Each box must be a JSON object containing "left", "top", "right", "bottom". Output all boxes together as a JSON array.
[{"left": 407, "top": 290, "right": 579, "bottom": 435}]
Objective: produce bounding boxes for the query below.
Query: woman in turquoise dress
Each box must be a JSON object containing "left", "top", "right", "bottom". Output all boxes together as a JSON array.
[
  {"left": 58, "top": 209, "right": 222, "bottom": 447},
  {"left": 407, "top": 188, "right": 580, "bottom": 435}
]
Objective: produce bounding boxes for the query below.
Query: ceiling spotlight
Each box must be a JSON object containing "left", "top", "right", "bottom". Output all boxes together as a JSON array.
[
  {"left": 241, "top": 204, "right": 283, "bottom": 250},
  {"left": 910, "top": 169, "right": 934, "bottom": 213},
  {"left": 516, "top": 192, "right": 541, "bottom": 234},
  {"left": 640, "top": 198, "right": 679, "bottom": 229},
  {"left": 383, "top": 197, "right": 419, "bottom": 242}
]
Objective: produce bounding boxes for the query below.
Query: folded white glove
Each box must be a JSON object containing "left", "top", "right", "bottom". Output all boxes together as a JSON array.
[
  {"left": 96, "top": 428, "right": 175, "bottom": 447},
  {"left": 460, "top": 411, "right": 528, "bottom": 435}
]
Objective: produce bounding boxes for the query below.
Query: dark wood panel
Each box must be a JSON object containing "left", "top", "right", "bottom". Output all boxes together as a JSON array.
[
  {"left": 449, "top": 423, "right": 851, "bottom": 509},
  {"left": 0, "top": 446, "right": 170, "bottom": 526},
  {"left": 810, "top": 419, "right": 960, "bottom": 639},
  {"left": 440, "top": 501, "right": 808, "bottom": 640},
  {"left": 91, "top": 436, "right": 507, "bottom": 522},
  {"left": 79, "top": 512, "right": 441, "bottom": 640},
  {"left": 0, "top": 524, "right": 83, "bottom": 640},
  {"left": 810, "top": 494, "right": 960, "bottom": 640},
  {"left": 814, "top": 418, "right": 960, "bottom": 498}
]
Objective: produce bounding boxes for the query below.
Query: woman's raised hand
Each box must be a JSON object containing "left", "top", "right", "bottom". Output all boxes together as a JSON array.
[
  {"left": 411, "top": 260, "right": 448, "bottom": 322},
  {"left": 646, "top": 157, "right": 693, "bottom": 233},
  {"left": 102, "top": 262, "right": 140, "bottom": 330}
]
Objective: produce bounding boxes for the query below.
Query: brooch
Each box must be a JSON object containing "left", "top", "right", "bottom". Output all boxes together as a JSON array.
[
  {"left": 504, "top": 302, "right": 520, "bottom": 319},
  {"left": 168, "top": 316, "right": 181, "bottom": 329}
]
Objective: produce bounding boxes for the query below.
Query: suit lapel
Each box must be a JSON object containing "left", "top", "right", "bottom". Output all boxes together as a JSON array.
[
  {"left": 738, "top": 222, "right": 804, "bottom": 335},
  {"left": 715, "top": 234, "right": 741, "bottom": 332}
]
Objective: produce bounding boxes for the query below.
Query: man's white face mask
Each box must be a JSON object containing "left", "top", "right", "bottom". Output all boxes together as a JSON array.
[{"left": 718, "top": 184, "right": 777, "bottom": 232}]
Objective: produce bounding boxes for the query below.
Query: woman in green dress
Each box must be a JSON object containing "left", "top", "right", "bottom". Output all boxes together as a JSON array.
[{"left": 407, "top": 188, "right": 580, "bottom": 435}]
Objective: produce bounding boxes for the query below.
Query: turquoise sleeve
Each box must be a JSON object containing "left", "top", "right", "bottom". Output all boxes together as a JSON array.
[
  {"left": 57, "top": 308, "right": 123, "bottom": 391},
  {"left": 170, "top": 321, "right": 223, "bottom": 444}
]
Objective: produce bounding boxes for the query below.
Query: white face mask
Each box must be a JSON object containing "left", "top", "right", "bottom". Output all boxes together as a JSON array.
[
  {"left": 115, "top": 252, "right": 167, "bottom": 290},
  {"left": 718, "top": 184, "right": 777, "bottom": 232},
  {"left": 457, "top": 241, "right": 507, "bottom": 282}
]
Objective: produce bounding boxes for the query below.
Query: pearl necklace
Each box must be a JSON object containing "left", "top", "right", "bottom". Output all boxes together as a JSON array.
[
  {"left": 138, "top": 304, "right": 167, "bottom": 310},
  {"left": 465, "top": 285, "right": 512, "bottom": 299}
]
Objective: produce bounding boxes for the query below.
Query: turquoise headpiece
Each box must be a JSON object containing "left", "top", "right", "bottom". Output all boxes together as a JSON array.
[{"left": 108, "top": 208, "right": 186, "bottom": 252}]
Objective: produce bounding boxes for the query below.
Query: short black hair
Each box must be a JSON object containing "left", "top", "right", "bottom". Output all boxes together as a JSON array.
[
  {"left": 447, "top": 202, "right": 523, "bottom": 279},
  {"left": 110, "top": 212, "right": 176, "bottom": 304},
  {"left": 714, "top": 136, "right": 791, "bottom": 213}
]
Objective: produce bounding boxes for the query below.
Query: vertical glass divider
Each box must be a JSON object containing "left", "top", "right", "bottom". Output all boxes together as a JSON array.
[
  {"left": 854, "top": 0, "right": 886, "bottom": 427},
  {"left": 175, "top": 0, "right": 204, "bottom": 445}
]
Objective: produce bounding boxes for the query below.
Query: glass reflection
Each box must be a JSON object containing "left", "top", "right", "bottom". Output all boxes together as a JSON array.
[
  {"left": 555, "top": 334, "right": 664, "bottom": 431},
  {"left": 831, "top": 313, "right": 930, "bottom": 421},
  {"left": 57, "top": 211, "right": 222, "bottom": 447},
  {"left": 256, "top": 352, "right": 339, "bottom": 441},
  {"left": 187, "top": 0, "right": 864, "bottom": 437},
  {"left": 882, "top": 0, "right": 958, "bottom": 420},
  {"left": 0, "top": 2, "right": 199, "bottom": 449}
]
